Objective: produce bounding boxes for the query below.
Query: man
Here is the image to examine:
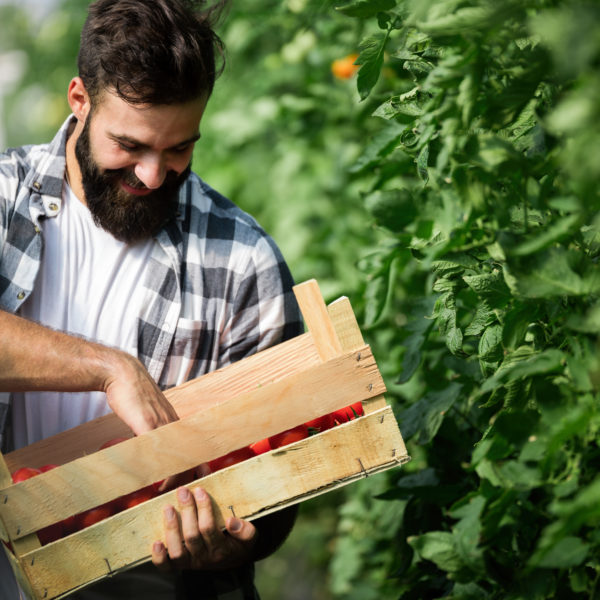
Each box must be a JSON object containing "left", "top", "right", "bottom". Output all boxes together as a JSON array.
[{"left": 0, "top": 0, "right": 303, "bottom": 598}]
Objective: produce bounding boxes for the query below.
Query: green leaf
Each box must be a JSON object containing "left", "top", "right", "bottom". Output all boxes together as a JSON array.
[
  {"left": 416, "top": 143, "right": 429, "bottom": 182},
  {"left": 447, "top": 326, "right": 463, "bottom": 355},
  {"left": 363, "top": 252, "right": 404, "bottom": 327},
  {"left": 408, "top": 531, "right": 464, "bottom": 572},
  {"left": 502, "top": 304, "right": 537, "bottom": 350},
  {"left": 364, "top": 189, "right": 417, "bottom": 232},
  {"left": 478, "top": 324, "right": 503, "bottom": 362},
  {"left": 447, "top": 582, "right": 489, "bottom": 600},
  {"left": 398, "top": 382, "right": 462, "bottom": 444},
  {"left": 463, "top": 271, "right": 511, "bottom": 301},
  {"left": 397, "top": 297, "right": 435, "bottom": 383},
  {"left": 497, "top": 460, "right": 542, "bottom": 490},
  {"left": 464, "top": 301, "right": 496, "bottom": 336},
  {"left": 335, "top": 0, "right": 396, "bottom": 19},
  {"left": 512, "top": 213, "right": 582, "bottom": 257},
  {"left": 356, "top": 32, "right": 388, "bottom": 100},
  {"left": 479, "top": 348, "right": 565, "bottom": 394},
  {"left": 531, "top": 536, "right": 589, "bottom": 569},
  {"left": 503, "top": 248, "right": 600, "bottom": 298},
  {"left": 416, "top": 5, "right": 505, "bottom": 36},
  {"left": 349, "top": 122, "right": 406, "bottom": 173},
  {"left": 373, "top": 87, "right": 430, "bottom": 118},
  {"left": 450, "top": 496, "right": 485, "bottom": 572}
]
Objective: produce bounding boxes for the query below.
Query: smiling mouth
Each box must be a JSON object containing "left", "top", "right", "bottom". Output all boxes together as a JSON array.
[{"left": 121, "top": 180, "right": 153, "bottom": 196}]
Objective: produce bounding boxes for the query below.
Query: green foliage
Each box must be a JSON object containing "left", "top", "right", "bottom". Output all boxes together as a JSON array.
[{"left": 325, "top": 0, "right": 600, "bottom": 597}]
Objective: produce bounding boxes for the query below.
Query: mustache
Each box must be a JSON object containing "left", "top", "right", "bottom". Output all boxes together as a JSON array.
[{"left": 102, "top": 168, "right": 185, "bottom": 190}]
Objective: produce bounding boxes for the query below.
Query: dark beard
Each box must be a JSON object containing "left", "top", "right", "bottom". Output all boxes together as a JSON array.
[{"left": 74, "top": 117, "right": 190, "bottom": 243}]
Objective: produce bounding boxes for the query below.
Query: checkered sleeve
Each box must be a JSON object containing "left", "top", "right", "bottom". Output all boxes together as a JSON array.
[{"left": 218, "top": 231, "right": 303, "bottom": 367}]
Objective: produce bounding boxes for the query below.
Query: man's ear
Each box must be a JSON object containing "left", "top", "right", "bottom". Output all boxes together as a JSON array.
[{"left": 67, "top": 77, "right": 91, "bottom": 122}]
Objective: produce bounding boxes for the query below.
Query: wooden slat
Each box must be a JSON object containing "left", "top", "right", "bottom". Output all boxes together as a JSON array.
[
  {"left": 4, "top": 331, "right": 320, "bottom": 472},
  {"left": 0, "top": 449, "right": 11, "bottom": 543},
  {"left": 22, "top": 407, "right": 409, "bottom": 600},
  {"left": 294, "top": 279, "right": 343, "bottom": 361},
  {"left": 0, "top": 432, "right": 41, "bottom": 555},
  {"left": 1, "top": 347, "right": 385, "bottom": 538},
  {"left": 3, "top": 541, "right": 39, "bottom": 600},
  {"left": 328, "top": 296, "right": 388, "bottom": 413}
]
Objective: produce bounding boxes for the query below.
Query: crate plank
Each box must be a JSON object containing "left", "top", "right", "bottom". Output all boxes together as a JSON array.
[
  {"left": 4, "top": 332, "right": 320, "bottom": 472},
  {"left": 3, "top": 541, "right": 38, "bottom": 600},
  {"left": 293, "top": 279, "right": 343, "bottom": 360},
  {"left": 21, "top": 406, "right": 408, "bottom": 600},
  {"left": 1, "top": 347, "right": 385, "bottom": 538},
  {"left": 0, "top": 442, "right": 41, "bottom": 554},
  {"left": 328, "top": 296, "right": 388, "bottom": 413}
]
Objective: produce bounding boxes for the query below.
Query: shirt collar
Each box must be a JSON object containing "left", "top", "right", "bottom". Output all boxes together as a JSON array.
[{"left": 26, "top": 114, "right": 74, "bottom": 200}]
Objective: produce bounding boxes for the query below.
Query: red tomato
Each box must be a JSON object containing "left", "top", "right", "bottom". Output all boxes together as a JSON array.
[
  {"left": 208, "top": 447, "right": 255, "bottom": 473},
  {"left": 75, "top": 504, "right": 114, "bottom": 530},
  {"left": 333, "top": 402, "right": 364, "bottom": 424},
  {"left": 151, "top": 479, "right": 166, "bottom": 493},
  {"left": 40, "top": 464, "right": 60, "bottom": 472},
  {"left": 98, "top": 437, "right": 130, "bottom": 450},
  {"left": 37, "top": 522, "right": 64, "bottom": 545},
  {"left": 118, "top": 486, "right": 156, "bottom": 510},
  {"left": 60, "top": 514, "right": 78, "bottom": 536},
  {"left": 11, "top": 467, "right": 41, "bottom": 483},
  {"left": 249, "top": 438, "right": 272, "bottom": 455},
  {"left": 269, "top": 424, "right": 309, "bottom": 449},
  {"left": 305, "top": 413, "right": 335, "bottom": 434}
]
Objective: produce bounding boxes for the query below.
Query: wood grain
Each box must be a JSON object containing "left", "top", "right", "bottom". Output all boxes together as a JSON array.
[
  {"left": 21, "top": 407, "right": 408, "bottom": 600},
  {"left": 1, "top": 347, "right": 385, "bottom": 538}
]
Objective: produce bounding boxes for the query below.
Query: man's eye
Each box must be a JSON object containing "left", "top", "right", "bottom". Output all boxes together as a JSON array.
[
  {"left": 171, "top": 145, "right": 191, "bottom": 154},
  {"left": 118, "top": 142, "right": 139, "bottom": 152}
]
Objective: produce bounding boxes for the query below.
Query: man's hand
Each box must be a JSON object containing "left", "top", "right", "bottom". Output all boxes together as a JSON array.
[
  {"left": 151, "top": 487, "right": 257, "bottom": 571},
  {"left": 102, "top": 350, "right": 179, "bottom": 435}
]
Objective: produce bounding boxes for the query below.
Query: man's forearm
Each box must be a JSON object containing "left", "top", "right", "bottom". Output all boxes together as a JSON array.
[
  {"left": 0, "top": 309, "right": 179, "bottom": 435},
  {"left": 0, "top": 309, "right": 115, "bottom": 393}
]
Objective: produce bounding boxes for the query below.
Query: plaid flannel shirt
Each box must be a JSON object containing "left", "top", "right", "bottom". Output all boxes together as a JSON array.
[{"left": 0, "top": 116, "right": 303, "bottom": 600}]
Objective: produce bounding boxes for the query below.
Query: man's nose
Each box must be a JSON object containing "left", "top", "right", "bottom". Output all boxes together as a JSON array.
[{"left": 134, "top": 154, "right": 167, "bottom": 189}]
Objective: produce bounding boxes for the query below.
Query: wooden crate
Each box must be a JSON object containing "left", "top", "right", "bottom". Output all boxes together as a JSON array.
[{"left": 0, "top": 280, "right": 410, "bottom": 599}]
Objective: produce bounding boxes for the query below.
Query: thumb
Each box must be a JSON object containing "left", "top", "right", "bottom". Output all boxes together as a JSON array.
[{"left": 226, "top": 517, "right": 256, "bottom": 543}]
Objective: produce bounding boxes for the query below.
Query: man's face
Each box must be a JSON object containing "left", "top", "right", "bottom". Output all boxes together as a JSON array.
[{"left": 74, "top": 90, "right": 206, "bottom": 243}]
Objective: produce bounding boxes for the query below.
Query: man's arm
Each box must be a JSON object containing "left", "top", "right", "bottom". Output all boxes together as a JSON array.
[{"left": 0, "top": 309, "right": 178, "bottom": 435}]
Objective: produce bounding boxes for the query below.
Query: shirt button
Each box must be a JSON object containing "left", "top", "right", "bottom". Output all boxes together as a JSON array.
[
  {"left": 17, "top": 291, "right": 25, "bottom": 300},
  {"left": 33, "top": 182, "right": 41, "bottom": 191},
  {"left": 49, "top": 202, "right": 59, "bottom": 212},
  {"left": 34, "top": 225, "right": 41, "bottom": 233}
]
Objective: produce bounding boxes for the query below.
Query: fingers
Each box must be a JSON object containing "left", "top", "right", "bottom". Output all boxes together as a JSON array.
[
  {"left": 194, "top": 488, "right": 224, "bottom": 553},
  {"left": 151, "top": 487, "right": 258, "bottom": 572},
  {"left": 163, "top": 504, "right": 189, "bottom": 569},
  {"left": 225, "top": 516, "right": 257, "bottom": 544},
  {"left": 151, "top": 541, "right": 170, "bottom": 572},
  {"left": 178, "top": 488, "right": 205, "bottom": 557}
]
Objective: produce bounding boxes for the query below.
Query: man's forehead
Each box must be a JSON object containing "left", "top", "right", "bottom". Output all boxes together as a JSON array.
[{"left": 90, "top": 88, "right": 207, "bottom": 145}]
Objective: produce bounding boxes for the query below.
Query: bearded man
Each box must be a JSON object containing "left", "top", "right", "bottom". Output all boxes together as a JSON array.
[{"left": 0, "top": 1, "right": 302, "bottom": 598}]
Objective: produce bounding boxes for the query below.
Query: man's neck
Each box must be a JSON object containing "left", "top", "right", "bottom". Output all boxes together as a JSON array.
[{"left": 65, "top": 120, "right": 87, "bottom": 206}]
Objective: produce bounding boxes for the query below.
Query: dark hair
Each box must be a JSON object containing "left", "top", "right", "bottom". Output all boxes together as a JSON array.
[{"left": 78, "top": 0, "right": 227, "bottom": 106}]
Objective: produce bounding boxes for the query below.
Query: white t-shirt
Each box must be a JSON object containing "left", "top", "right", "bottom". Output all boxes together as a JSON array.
[{"left": 12, "top": 180, "right": 154, "bottom": 448}]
